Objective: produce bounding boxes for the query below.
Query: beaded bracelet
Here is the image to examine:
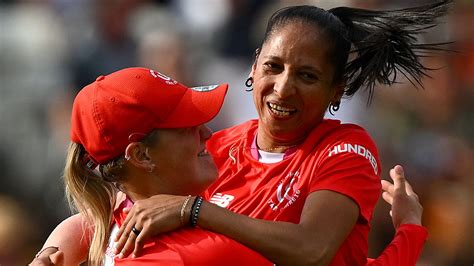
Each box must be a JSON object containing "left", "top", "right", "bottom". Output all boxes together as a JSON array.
[{"left": 189, "top": 196, "right": 203, "bottom": 227}]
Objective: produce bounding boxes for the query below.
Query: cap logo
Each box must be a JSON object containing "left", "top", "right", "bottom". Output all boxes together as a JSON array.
[
  {"left": 191, "top": 85, "right": 219, "bottom": 92},
  {"left": 149, "top": 69, "right": 178, "bottom": 85}
]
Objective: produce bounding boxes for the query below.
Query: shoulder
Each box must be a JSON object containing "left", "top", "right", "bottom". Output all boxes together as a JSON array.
[
  {"left": 321, "top": 119, "right": 374, "bottom": 144},
  {"left": 208, "top": 120, "right": 257, "bottom": 152},
  {"left": 312, "top": 120, "right": 378, "bottom": 158},
  {"left": 308, "top": 120, "right": 380, "bottom": 176},
  {"left": 212, "top": 120, "right": 258, "bottom": 140}
]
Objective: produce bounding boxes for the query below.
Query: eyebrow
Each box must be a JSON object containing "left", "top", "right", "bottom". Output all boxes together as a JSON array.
[
  {"left": 299, "top": 65, "right": 323, "bottom": 76},
  {"left": 262, "top": 56, "right": 324, "bottom": 76}
]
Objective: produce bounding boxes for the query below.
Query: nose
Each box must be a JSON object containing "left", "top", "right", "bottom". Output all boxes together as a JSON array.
[
  {"left": 199, "top": 125, "right": 213, "bottom": 141},
  {"left": 273, "top": 72, "right": 296, "bottom": 98}
]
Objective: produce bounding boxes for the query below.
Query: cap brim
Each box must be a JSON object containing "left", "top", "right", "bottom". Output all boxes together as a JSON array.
[{"left": 158, "top": 83, "right": 228, "bottom": 128}]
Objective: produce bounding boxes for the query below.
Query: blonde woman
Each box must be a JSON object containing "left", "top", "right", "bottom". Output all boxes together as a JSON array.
[{"left": 36, "top": 67, "right": 274, "bottom": 265}]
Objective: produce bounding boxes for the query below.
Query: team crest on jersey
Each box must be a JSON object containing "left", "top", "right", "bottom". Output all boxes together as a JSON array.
[{"left": 267, "top": 171, "right": 301, "bottom": 211}]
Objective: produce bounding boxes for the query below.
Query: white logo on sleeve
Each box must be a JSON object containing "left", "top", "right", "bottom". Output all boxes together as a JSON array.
[
  {"left": 209, "top": 193, "right": 235, "bottom": 208},
  {"left": 328, "top": 143, "right": 378, "bottom": 174}
]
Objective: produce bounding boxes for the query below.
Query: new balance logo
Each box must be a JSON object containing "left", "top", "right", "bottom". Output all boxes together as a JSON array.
[{"left": 209, "top": 193, "right": 235, "bottom": 208}]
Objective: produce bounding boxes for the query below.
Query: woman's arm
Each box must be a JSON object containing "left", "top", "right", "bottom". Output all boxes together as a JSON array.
[
  {"left": 367, "top": 165, "right": 428, "bottom": 266},
  {"left": 200, "top": 190, "right": 359, "bottom": 265},
  {"left": 114, "top": 191, "right": 359, "bottom": 265},
  {"left": 30, "top": 214, "right": 89, "bottom": 266}
]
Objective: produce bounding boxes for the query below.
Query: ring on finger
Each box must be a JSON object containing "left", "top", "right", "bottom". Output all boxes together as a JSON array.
[{"left": 131, "top": 226, "right": 141, "bottom": 236}]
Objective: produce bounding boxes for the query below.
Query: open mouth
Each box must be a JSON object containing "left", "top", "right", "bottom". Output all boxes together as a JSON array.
[
  {"left": 267, "top": 102, "right": 296, "bottom": 117},
  {"left": 198, "top": 149, "right": 210, "bottom": 157}
]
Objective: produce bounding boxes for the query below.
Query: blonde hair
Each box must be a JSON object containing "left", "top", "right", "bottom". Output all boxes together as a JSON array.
[
  {"left": 63, "top": 131, "right": 160, "bottom": 265},
  {"left": 64, "top": 142, "right": 119, "bottom": 265}
]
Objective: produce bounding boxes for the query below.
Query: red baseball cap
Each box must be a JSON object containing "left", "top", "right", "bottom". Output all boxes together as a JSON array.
[{"left": 71, "top": 67, "right": 228, "bottom": 165}]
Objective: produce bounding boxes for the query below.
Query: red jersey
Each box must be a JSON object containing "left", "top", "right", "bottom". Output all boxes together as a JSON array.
[
  {"left": 110, "top": 197, "right": 271, "bottom": 266},
  {"left": 107, "top": 119, "right": 427, "bottom": 265},
  {"left": 205, "top": 119, "right": 381, "bottom": 265}
]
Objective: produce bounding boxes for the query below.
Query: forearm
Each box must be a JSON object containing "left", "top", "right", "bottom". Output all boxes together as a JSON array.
[
  {"left": 41, "top": 214, "right": 89, "bottom": 265},
  {"left": 198, "top": 197, "right": 354, "bottom": 266}
]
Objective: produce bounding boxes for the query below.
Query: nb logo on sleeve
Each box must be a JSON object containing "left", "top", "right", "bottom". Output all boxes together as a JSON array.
[{"left": 209, "top": 193, "right": 235, "bottom": 208}]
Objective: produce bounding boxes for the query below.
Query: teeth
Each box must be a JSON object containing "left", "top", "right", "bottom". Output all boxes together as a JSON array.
[
  {"left": 268, "top": 103, "right": 295, "bottom": 117},
  {"left": 198, "top": 150, "right": 209, "bottom": 156},
  {"left": 268, "top": 103, "right": 295, "bottom": 112}
]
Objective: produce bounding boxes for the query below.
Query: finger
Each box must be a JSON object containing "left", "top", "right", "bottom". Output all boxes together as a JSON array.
[
  {"left": 382, "top": 191, "right": 393, "bottom": 205},
  {"left": 115, "top": 207, "right": 134, "bottom": 241},
  {"left": 381, "top": 180, "right": 395, "bottom": 195},
  {"left": 133, "top": 225, "right": 151, "bottom": 258},
  {"left": 114, "top": 221, "right": 137, "bottom": 255},
  {"left": 123, "top": 207, "right": 131, "bottom": 214},
  {"left": 28, "top": 259, "right": 49, "bottom": 266},
  {"left": 133, "top": 238, "right": 144, "bottom": 258},
  {"left": 404, "top": 179, "right": 419, "bottom": 200},
  {"left": 114, "top": 211, "right": 132, "bottom": 242},
  {"left": 49, "top": 251, "right": 64, "bottom": 266},
  {"left": 119, "top": 226, "right": 141, "bottom": 258},
  {"left": 391, "top": 165, "right": 406, "bottom": 192}
]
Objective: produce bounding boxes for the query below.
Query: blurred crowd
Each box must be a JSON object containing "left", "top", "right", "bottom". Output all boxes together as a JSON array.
[{"left": 0, "top": 0, "right": 472, "bottom": 265}]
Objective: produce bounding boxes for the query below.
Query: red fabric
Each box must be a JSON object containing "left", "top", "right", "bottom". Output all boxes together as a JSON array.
[
  {"left": 205, "top": 119, "right": 381, "bottom": 265},
  {"left": 71, "top": 67, "right": 228, "bottom": 164},
  {"left": 109, "top": 119, "right": 426, "bottom": 265},
  {"left": 366, "top": 224, "right": 428, "bottom": 266},
  {"left": 112, "top": 197, "right": 271, "bottom": 266}
]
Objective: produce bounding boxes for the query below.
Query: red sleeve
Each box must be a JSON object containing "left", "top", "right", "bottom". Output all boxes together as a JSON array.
[
  {"left": 366, "top": 224, "right": 428, "bottom": 266},
  {"left": 311, "top": 128, "right": 381, "bottom": 223}
]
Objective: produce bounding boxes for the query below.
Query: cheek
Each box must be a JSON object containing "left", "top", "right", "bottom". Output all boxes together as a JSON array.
[
  {"left": 252, "top": 90, "right": 262, "bottom": 111},
  {"left": 252, "top": 80, "right": 268, "bottom": 107},
  {"left": 192, "top": 158, "right": 218, "bottom": 190}
]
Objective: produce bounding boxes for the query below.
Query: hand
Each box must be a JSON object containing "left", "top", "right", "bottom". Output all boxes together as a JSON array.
[
  {"left": 381, "top": 165, "right": 423, "bottom": 229},
  {"left": 113, "top": 194, "right": 192, "bottom": 258},
  {"left": 29, "top": 248, "right": 64, "bottom": 266}
]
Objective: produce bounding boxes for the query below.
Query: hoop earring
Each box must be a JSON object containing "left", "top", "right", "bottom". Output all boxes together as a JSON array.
[
  {"left": 329, "top": 101, "right": 340, "bottom": 116},
  {"left": 245, "top": 77, "right": 253, "bottom": 92}
]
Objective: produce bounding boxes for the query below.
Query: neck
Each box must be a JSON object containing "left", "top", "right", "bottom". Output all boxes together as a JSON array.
[
  {"left": 120, "top": 171, "right": 164, "bottom": 202},
  {"left": 121, "top": 185, "right": 153, "bottom": 202},
  {"left": 257, "top": 143, "right": 298, "bottom": 153},
  {"left": 256, "top": 130, "right": 303, "bottom": 153}
]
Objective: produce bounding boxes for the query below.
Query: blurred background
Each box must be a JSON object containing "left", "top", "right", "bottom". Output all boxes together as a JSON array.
[{"left": 0, "top": 0, "right": 472, "bottom": 265}]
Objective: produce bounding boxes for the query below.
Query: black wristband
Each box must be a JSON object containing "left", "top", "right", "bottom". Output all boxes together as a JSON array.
[{"left": 189, "top": 196, "right": 203, "bottom": 227}]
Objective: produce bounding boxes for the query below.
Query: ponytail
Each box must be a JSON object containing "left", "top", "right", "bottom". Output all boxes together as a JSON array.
[
  {"left": 329, "top": 0, "right": 452, "bottom": 102},
  {"left": 64, "top": 142, "right": 117, "bottom": 265},
  {"left": 262, "top": 1, "right": 452, "bottom": 103}
]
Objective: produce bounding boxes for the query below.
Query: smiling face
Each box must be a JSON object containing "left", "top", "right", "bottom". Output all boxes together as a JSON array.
[
  {"left": 147, "top": 125, "right": 218, "bottom": 195},
  {"left": 252, "top": 21, "right": 343, "bottom": 147}
]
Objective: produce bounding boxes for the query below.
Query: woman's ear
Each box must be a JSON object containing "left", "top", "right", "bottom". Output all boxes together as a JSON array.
[
  {"left": 125, "top": 143, "right": 155, "bottom": 172},
  {"left": 250, "top": 48, "right": 260, "bottom": 75},
  {"left": 332, "top": 82, "right": 345, "bottom": 103}
]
